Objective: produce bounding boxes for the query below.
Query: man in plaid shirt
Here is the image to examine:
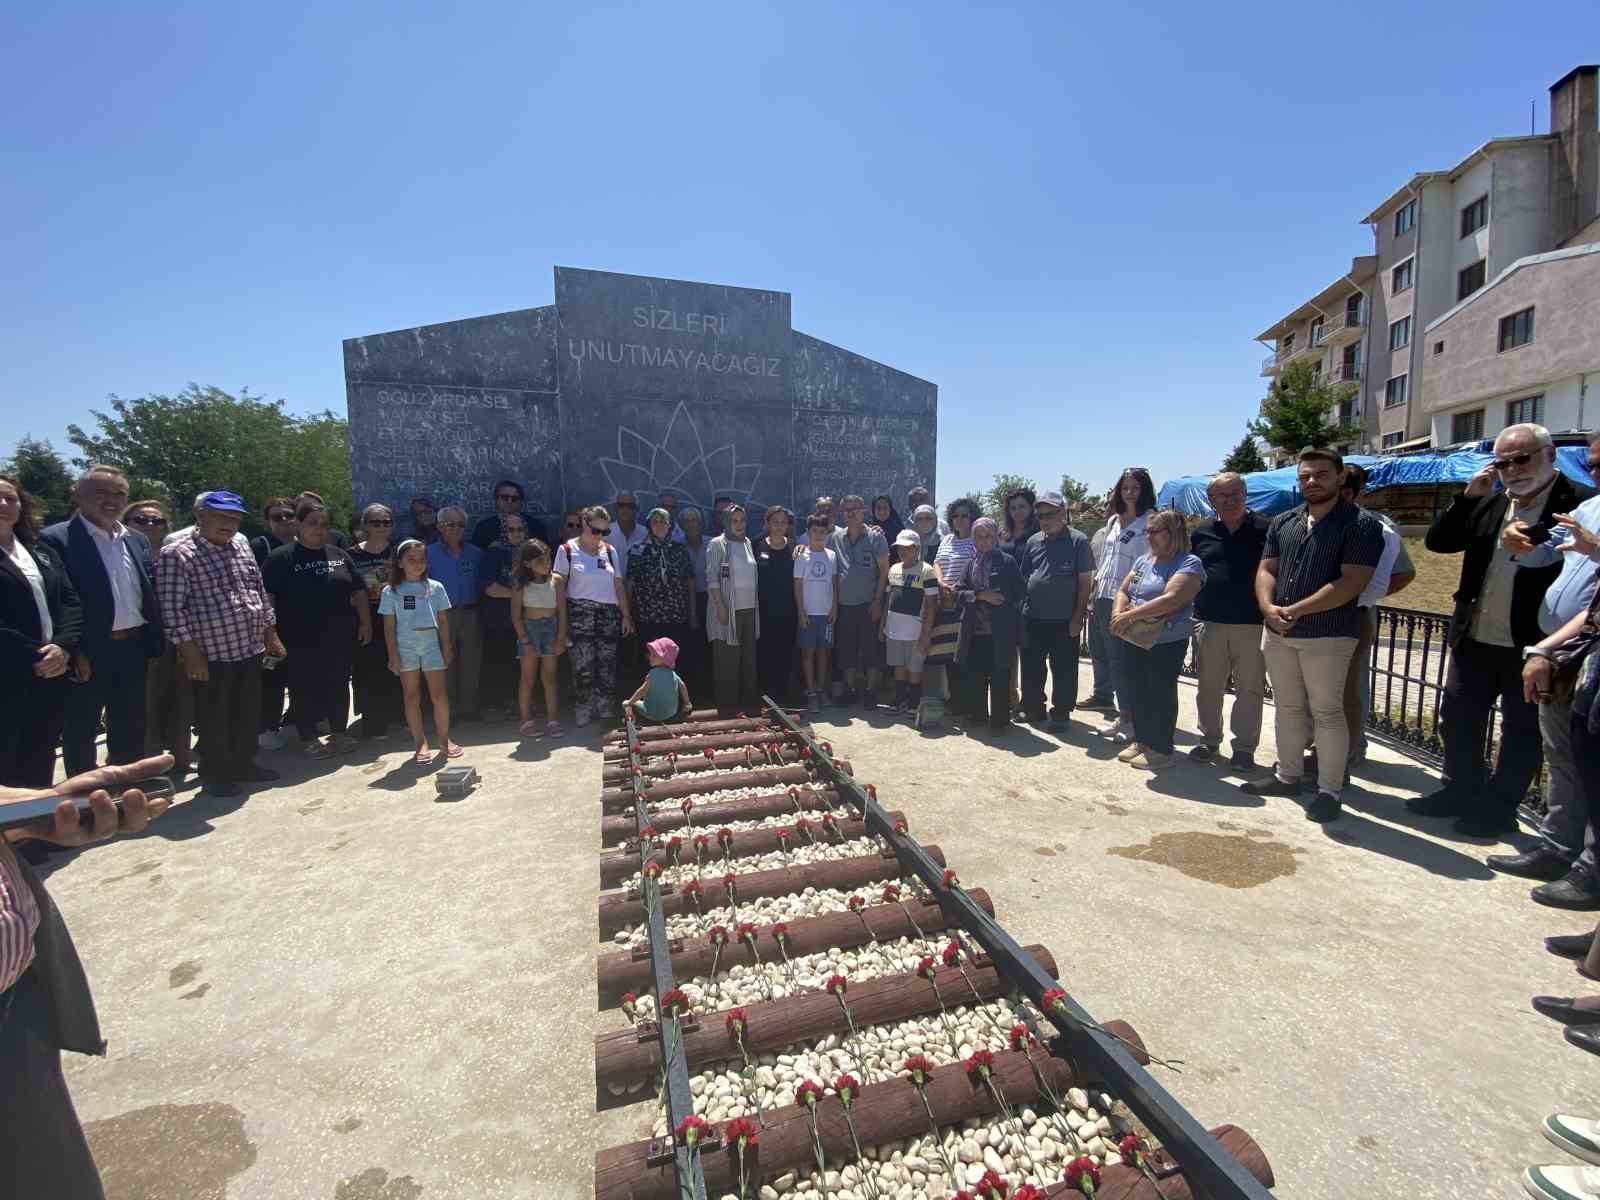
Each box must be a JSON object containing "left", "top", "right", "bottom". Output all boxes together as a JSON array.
[{"left": 157, "top": 490, "right": 286, "bottom": 797}]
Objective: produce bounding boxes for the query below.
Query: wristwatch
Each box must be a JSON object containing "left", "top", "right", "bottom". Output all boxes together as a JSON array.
[{"left": 1522, "top": 646, "right": 1553, "bottom": 662}]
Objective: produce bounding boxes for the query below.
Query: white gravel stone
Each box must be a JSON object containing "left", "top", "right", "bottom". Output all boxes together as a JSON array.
[{"left": 623, "top": 835, "right": 883, "bottom": 890}]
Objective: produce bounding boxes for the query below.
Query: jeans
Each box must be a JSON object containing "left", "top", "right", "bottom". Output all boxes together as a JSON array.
[
  {"left": 1121, "top": 639, "right": 1188, "bottom": 755},
  {"left": 1093, "top": 597, "right": 1133, "bottom": 713},
  {"left": 1440, "top": 636, "right": 1544, "bottom": 813},
  {"left": 1021, "top": 618, "right": 1080, "bottom": 720},
  {"left": 1193, "top": 620, "right": 1266, "bottom": 755},
  {"left": 1087, "top": 597, "right": 1115, "bottom": 700},
  {"left": 1261, "top": 630, "right": 1357, "bottom": 797},
  {"left": 441, "top": 604, "right": 484, "bottom": 716},
  {"left": 62, "top": 637, "right": 149, "bottom": 777},
  {"left": 192, "top": 655, "right": 264, "bottom": 788}
]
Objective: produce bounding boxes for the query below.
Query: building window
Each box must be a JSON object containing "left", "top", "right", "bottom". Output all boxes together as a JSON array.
[
  {"left": 1382, "top": 432, "right": 1403, "bottom": 450},
  {"left": 1498, "top": 306, "right": 1535, "bottom": 352},
  {"left": 1458, "top": 259, "right": 1486, "bottom": 300},
  {"left": 1394, "top": 200, "right": 1416, "bottom": 236},
  {"left": 1461, "top": 194, "right": 1488, "bottom": 237},
  {"left": 1433, "top": 340, "right": 1445, "bottom": 356},
  {"left": 1384, "top": 373, "right": 1409, "bottom": 408},
  {"left": 1506, "top": 394, "right": 1545, "bottom": 425},
  {"left": 1392, "top": 258, "right": 1414, "bottom": 294},
  {"left": 1451, "top": 409, "right": 1485, "bottom": 443},
  {"left": 1310, "top": 316, "right": 1325, "bottom": 346},
  {"left": 1389, "top": 316, "right": 1412, "bottom": 351}
]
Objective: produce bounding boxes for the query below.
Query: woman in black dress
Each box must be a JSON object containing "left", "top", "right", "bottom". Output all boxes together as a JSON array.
[
  {"left": 754, "top": 505, "right": 800, "bottom": 704},
  {"left": 347, "top": 503, "right": 403, "bottom": 739}
]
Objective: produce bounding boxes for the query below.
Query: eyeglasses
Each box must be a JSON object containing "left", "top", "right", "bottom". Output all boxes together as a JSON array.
[
  {"left": 128, "top": 515, "right": 166, "bottom": 527},
  {"left": 438, "top": 520, "right": 464, "bottom": 528},
  {"left": 588, "top": 525, "right": 611, "bottom": 535},
  {"left": 1492, "top": 451, "right": 1539, "bottom": 470},
  {"left": 365, "top": 518, "right": 393, "bottom": 526}
]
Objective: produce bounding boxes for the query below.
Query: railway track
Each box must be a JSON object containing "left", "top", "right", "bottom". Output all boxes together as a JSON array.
[{"left": 592, "top": 699, "right": 1278, "bottom": 1200}]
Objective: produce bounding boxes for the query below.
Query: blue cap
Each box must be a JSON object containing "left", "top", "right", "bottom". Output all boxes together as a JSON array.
[{"left": 200, "top": 490, "right": 247, "bottom": 514}]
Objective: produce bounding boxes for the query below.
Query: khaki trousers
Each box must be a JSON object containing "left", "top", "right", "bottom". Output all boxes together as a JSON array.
[
  {"left": 1193, "top": 621, "right": 1266, "bottom": 755},
  {"left": 1261, "top": 629, "right": 1357, "bottom": 797}
]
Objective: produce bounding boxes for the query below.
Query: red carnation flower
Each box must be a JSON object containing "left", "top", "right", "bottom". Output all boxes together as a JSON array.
[
  {"left": 703, "top": 748, "right": 716, "bottom": 762},
  {"left": 795, "top": 1079, "right": 824, "bottom": 1108},
  {"left": 893, "top": 817, "right": 908, "bottom": 834},
  {"left": 1013, "top": 1186, "right": 1045, "bottom": 1200},
  {"left": 795, "top": 816, "right": 812, "bottom": 833},
  {"left": 976, "top": 1168, "right": 1009, "bottom": 1199},
  {"left": 771, "top": 922, "right": 790, "bottom": 944},
  {"left": 641, "top": 824, "right": 658, "bottom": 840},
  {"left": 1008, "top": 1022, "right": 1037, "bottom": 1052},
  {"left": 708, "top": 924, "right": 729, "bottom": 946},
  {"left": 941, "top": 940, "right": 962, "bottom": 968},
  {"left": 1064, "top": 1155, "right": 1102, "bottom": 1195},
  {"left": 680, "top": 797, "right": 695, "bottom": 814},
  {"left": 660, "top": 988, "right": 690, "bottom": 1017},
  {"left": 724, "top": 1115, "right": 759, "bottom": 1150},
  {"left": 693, "top": 833, "right": 712, "bottom": 854},
  {"left": 942, "top": 868, "right": 959, "bottom": 888},
  {"left": 1118, "top": 1134, "right": 1144, "bottom": 1167},
  {"left": 775, "top": 827, "right": 793, "bottom": 847},
  {"left": 800, "top": 745, "right": 812, "bottom": 758},
  {"left": 902, "top": 1054, "right": 935, "bottom": 1085},
  {"left": 642, "top": 861, "right": 662, "bottom": 880},
  {"left": 964, "top": 1048, "right": 995, "bottom": 1082},
  {"left": 915, "top": 955, "right": 937, "bottom": 980},
  {"left": 717, "top": 826, "right": 734, "bottom": 846},
  {"left": 674, "top": 1114, "right": 711, "bottom": 1148},
  {"left": 832, "top": 1073, "right": 860, "bottom": 1104},
  {"left": 951, "top": 1192, "right": 976, "bottom": 1200},
  {"left": 725, "top": 1008, "right": 747, "bottom": 1039},
  {"left": 824, "top": 973, "right": 848, "bottom": 996},
  {"left": 1040, "top": 986, "right": 1068, "bottom": 1014},
  {"left": 820, "top": 811, "right": 837, "bottom": 829},
  {"left": 863, "top": 783, "right": 876, "bottom": 800},
  {"left": 682, "top": 877, "right": 705, "bottom": 899},
  {"left": 620, "top": 991, "right": 638, "bottom": 1018},
  {"left": 664, "top": 836, "right": 683, "bottom": 859},
  {"left": 846, "top": 895, "right": 865, "bottom": 912},
  {"left": 881, "top": 882, "right": 901, "bottom": 903},
  {"left": 736, "top": 921, "right": 758, "bottom": 943},
  {"left": 723, "top": 873, "right": 738, "bottom": 896}
]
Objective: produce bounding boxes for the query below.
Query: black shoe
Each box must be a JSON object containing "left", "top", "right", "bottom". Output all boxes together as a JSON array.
[
  {"left": 1240, "top": 775, "right": 1301, "bottom": 798},
  {"left": 203, "top": 781, "right": 243, "bottom": 798},
  {"left": 835, "top": 689, "right": 858, "bottom": 707},
  {"left": 1229, "top": 750, "right": 1256, "bottom": 770},
  {"left": 1532, "top": 996, "right": 1600, "bottom": 1026},
  {"left": 1406, "top": 786, "right": 1469, "bottom": 818},
  {"left": 1452, "top": 812, "right": 1518, "bottom": 838},
  {"left": 1079, "top": 694, "right": 1116, "bottom": 712},
  {"left": 989, "top": 721, "right": 1012, "bottom": 735},
  {"left": 455, "top": 711, "right": 482, "bottom": 724},
  {"left": 1306, "top": 792, "right": 1342, "bottom": 823},
  {"left": 1533, "top": 869, "right": 1600, "bottom": 911},
  {"left": 860, "top": 691, "right": 876, "bottom": 712},
  {"left": 244, "top": 764, "right": 281, "bottom": 783},
  {"left": 1565, "top": 1026, "right": 1600, "bottom": 1057},
  {"left": 1546, "top": 932, "right": 1596, "bottom": 961},
  {"left": 1486, "top": 847, "right": 1573, "bottom": 881},
  {"left": 1022, "top": 710, "right": 1048, "bottom": 725},
  {"left": 1188, "top": 745, "right": 1216, "bottom": 763},
  {"left": 1303, "top": 751, "right": 1319, "bottom": 778},
  {"left": 1047, "top": 718, "right": 1068, "bottom": 734}
]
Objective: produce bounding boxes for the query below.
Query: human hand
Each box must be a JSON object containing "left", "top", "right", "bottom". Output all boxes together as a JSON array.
[
  {"left": 1464, "top": 464, "right": 1499, "bottom": 498},
  {"left": 387, "top": 655, "right": 401, "bottom": 676},
  {"left": 1264, "top": 606, "right": 1297, "bottom": 635},
  {"left": 180, "top": 643, "right": 210, "bottom": 683},
  {"left": 977, "top": 589, "right": 1004, "bottom": 606},
  {"left": 1, "top": 755, "right": 173, "bottom": 847},
  {"left": 622, "top": 614, "right": 636, "bottom": 637},
  {"left": 33, "top": 643, "right": 68, "bottom": 679},
  {"left": 1523, "top": 655, "right": 1554, "bottom": 704},
  {"left": 869, "top": 601, "right": 883, "bottom": 623},
  {"left": 72, "top": 653, "right": 92, "bottom": 683},
  {"left": 555, "top": 636, "right": 567, "bottom": 656},
  {"left": 1501, "top": 520, "right": 1537, "bottom": 555},
  {"left": 917, "top": 636, "right": 931, "bottom": 656},
  {"left": 1554, "top": 515, "right": 1600, "bottom": 557},
  {"left": 1109, "top": 610, "right": 1133, "bottom": 636},
  {"left": 357, "top": 622, "right": 373, "bottom": 646},
  {"left": 265, "top": 633, "right": 287, "bottom": 660}
]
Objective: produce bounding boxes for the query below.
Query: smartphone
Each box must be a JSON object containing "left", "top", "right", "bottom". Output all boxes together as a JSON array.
[
  {"left": 1525, "top": 524, "right": 1553, "bottom": 546},
  {"left": 0, "top": 776, "right": 176, "bottom": 835}
]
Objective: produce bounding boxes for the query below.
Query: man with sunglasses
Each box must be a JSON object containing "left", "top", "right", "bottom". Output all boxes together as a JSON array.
[
  {"left": 1413, "top": 423, "right": 1596, "bottom": 837},
  {"left": 407, "top": 497, "right": 439, "bottom": 546},
  {"left": 1487, "top": 434, "right": 1600, "bottom": 905},
  {"left": 606, "top": 491, "right": 649, "bottom": 580},
  {"left": 472, "top": 480, "right": 532, "bottom": 550}
]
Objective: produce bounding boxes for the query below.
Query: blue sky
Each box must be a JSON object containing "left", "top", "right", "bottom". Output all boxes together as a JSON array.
[{"left": 2, "top": 2, "right": 1591, "bottom": 502}]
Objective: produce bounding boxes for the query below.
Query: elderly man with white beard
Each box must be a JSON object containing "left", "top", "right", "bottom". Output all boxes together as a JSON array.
[{"left": 1410, "top": 423, "right": 1598, "bottom": 838}]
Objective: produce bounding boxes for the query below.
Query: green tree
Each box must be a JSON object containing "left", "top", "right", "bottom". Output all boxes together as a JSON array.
[
  {"left": 1220, "top": 433, "right": 1268, "bottom": 475},
  {"left": 1248, "top": 360, "right": 1362, "bottom": 456},
  {"left": 982, "top": 472, "right": 1036, "bottom": 518},
  {"left": 67, "top": 384, "right": 351, "bottom": 534},
  {"left": 1058, "top": 474, "right": 1091, "bottom": 507},
  {"left": 2, "top": 436, "right": 75, "bottom": 523}
]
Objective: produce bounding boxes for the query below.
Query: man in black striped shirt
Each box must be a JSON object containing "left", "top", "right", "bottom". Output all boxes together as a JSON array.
[{"left": 1242, "top": 448, "right": 1384, "bottom": 821}]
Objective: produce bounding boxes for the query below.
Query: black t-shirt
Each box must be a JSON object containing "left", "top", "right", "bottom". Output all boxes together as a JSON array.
[
  {"left": 755, "top": 537, "right": 799, "bottom": 623},
  {"left": 347, "top": 543, "right": 395, "bottom": 612},
  {"left": 262, "top": 542, "right": 364, "bottom": 649}
]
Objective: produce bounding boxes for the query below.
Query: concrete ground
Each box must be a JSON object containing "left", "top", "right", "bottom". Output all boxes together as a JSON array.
[{"left": 42, "top": 666, "right": 1594, "bottom": 1200}]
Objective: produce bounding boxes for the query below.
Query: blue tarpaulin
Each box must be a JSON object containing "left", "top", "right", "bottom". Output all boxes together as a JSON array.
[{"left": 1158, "top": 446, "right": 1594, "bottom": 516}]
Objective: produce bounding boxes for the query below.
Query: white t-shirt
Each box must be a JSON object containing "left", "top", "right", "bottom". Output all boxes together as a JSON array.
[
  {"left": 728, "top": 540, "right": 757, "bottom": 610},
  {"left": 793, "top": 546, "right": 838, "bottom": 617},
  {"left": 5, "top": 540, "right": 52, "bottom": 642},
  {"left": 554, "top": 540, "right": 621, "bottom": 604},
  {"left": 1358, "top": 512, "right": 1412, "bottom": 608},
  {"left": 606, "top": 523, "right": 649, "bottom": 579}
]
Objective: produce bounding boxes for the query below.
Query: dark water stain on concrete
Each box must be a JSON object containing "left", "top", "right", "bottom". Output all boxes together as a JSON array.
[
  {"left": 1107, "top": 831, "right": 1300, "bottom": 888},
  {"left": 1356, "top": 1134, "right": 1379, "bottom": 1152},
  {"left": 299, "top": 798, "right": 326, "bottom": 814},
  {"left": 180, "top": 983, "right": 211, "bottom": 1000},
  {"left": 84, "top": 1102, "right": 256, "bottom": 1200},
  {"left": 1052, "top": 842, "right": 1066, "bottom": 851},
  {"left": 335, "top": 1167, "right": 424, "bottom": 1199},
  {"left": 1034, "top": 846, "right": 1056, "bottom": 857},
  {"left": 147, "top": 873, "right": 163, "bottom": 887},
  {"left": 1216, "top": 820, "right": 1240, "bottom": 831},
  {"left": 168, "top": 960, "right": 202, "bottom": 988},
  {"left": 333, "top": 1116, "right": 363, "bottom": 1133},
  {"left": 101, "top": 859, "right": 162, "bottom": 887}
]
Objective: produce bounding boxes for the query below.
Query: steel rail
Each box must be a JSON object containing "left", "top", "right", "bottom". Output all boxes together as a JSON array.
[{"left": 761, "top": 695, "right": 1275, "bottom": 1200}]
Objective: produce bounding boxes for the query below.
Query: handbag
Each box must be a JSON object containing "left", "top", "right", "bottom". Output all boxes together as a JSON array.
[{"left": 1113, "top": 561, "right": 1168, "bottom": 650}]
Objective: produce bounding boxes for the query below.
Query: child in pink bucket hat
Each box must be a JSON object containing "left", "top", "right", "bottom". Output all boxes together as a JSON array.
[{"left": 626, "top": 637, "right": 692, "bottom": 723}]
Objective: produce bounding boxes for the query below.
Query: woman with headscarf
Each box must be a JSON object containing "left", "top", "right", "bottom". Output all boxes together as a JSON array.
[
  {"left": 705, "top": 504, "right": 760, "bottom": 713},
  {"left": 626, "top": 507, "right": 695, "bottom": 680},
  {"left": 955, "top": 517, "right": 1024, "bottom": 733},
  {"left": 870, "top": 495, "right": 904, "bottom": 545},
  {"left": 912, "top": 505, "right": 941, "bottom": 566}
]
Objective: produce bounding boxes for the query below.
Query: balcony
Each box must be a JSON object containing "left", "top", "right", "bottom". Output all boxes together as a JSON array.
[
  {"left": 1327, "top": 363, "right": 1362, "bottom": 385},
  {"left": 1322, "top": 305, "right": 1368, "bottom": 347},
  {"left": 1259, "top": 339, "right": 1322, "bottom": 377}
]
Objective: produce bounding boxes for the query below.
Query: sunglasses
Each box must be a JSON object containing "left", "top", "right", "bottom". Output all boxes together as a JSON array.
[
  {"left": 1492, "top": 451, "right": 1539, "bottom": 470},
  {"left": 588, "top": 525, "right": 611, "bottom": 535},
  {"left": 366, "top": 518, "right": 393, "bottom": 526},
  {"left": 269, "top": 512, "right": 296, "bottom": 522},
  {"left": 128, "top": 515, "right": 166, "bottom": 527}
]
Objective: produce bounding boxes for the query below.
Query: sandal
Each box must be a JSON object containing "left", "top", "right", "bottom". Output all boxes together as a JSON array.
[
  {"left": 518, "top": 720, "right": 540, "bottom": 738},
  {"left": 444, "top": 742, "right": 464, "bottom": 759},
  {"left": 412, "top": 746, "right": 432, "bottom": 765},
  {"left": 545, "top": 720, "right": 564, "bottom": 739}
]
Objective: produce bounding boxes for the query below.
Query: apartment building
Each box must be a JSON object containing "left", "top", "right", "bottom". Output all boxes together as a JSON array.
[
  {"left": 1255, "top": 257, "right": 1374, "bottom": 444},
  {"left": 1255, "top": 64, "right": 1599, "bottom": 453}
]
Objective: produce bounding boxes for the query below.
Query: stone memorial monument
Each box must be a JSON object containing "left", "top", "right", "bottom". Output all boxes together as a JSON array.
[{"left": 344, "top": 267, "right": 937, "bottom": 528}]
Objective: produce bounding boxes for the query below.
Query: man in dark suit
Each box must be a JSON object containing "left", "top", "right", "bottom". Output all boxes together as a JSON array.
[
  {"left": 1410, "top": 424, "right": 1598, "bottom": 835},
  {"left": 40, "top": 466, "right": 164, "bottom": 777}
]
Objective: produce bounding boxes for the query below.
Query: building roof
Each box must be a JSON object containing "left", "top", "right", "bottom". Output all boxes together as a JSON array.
[
  {"left": 1254, "top": 256, "right": 1377, "bottom": 343},
  {"left": 1550, "top": 64, "right": 1599, "bottom": 95},
  {"left": 1423, "top": 240, "right": 1600, "bottom": 333},
  {"left": 1359, "top": 136, "right": 1555, "bottom": 224}
]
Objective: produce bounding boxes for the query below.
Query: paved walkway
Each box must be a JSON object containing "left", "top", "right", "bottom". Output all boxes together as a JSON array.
[{"left": 41, "top": 666, "right": 1592, "bottom": 1199}]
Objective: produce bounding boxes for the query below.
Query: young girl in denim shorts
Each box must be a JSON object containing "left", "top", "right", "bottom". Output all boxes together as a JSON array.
[
  {"left": 379, "top": 539, "right": 461, "bottom": 763},
  {"left": 512, "top": 538, "right": 566, "bottom": 739}
]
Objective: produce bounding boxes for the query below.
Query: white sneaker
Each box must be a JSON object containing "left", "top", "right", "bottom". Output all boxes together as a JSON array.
[
  {"left": 1546, "top": 1115, "right": 1600, "bottom": 1167},
  {"left": 1095, "top": 716, "right": 1122, "bottom": 739},
  {"left": 257, "top": 729, "right": 287, "bottom": 751},
  {"left": 1110, "top": 718, "right": 1135, "bottom": 744},
  {"left": 1525, "top": 1164, "right": 1600, "bottom": 1200}
]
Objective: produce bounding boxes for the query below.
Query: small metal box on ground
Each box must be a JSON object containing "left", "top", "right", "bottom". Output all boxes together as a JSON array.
[{"left": 435, "top": 766, "right": 479, "bottom": 799}]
